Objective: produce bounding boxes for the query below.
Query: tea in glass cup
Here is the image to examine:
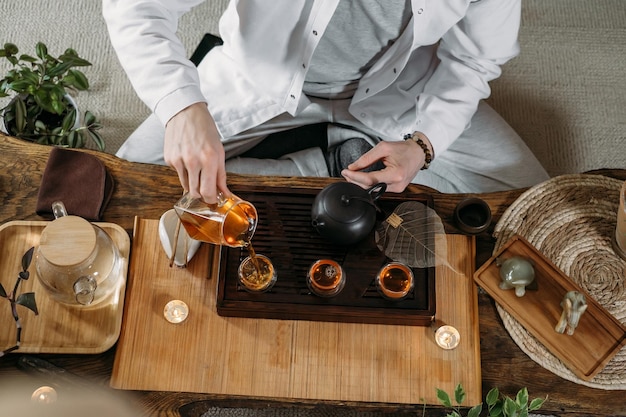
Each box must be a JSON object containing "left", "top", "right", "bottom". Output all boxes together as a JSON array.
[
  {"left": 307, "top": 259, "right": 345, "bottom": 297},
  {"left": 174, "top": 192, "right": 257, "bottom": 247},
  {"left": 238, "top": 254, "right": 277, "bottom": 292},
  {"left": 376, "top": 262, "right": 414, "bottom": 300}
]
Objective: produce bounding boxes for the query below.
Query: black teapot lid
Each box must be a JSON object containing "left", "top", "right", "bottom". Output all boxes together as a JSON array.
[{"left": 314, "top": 182, "right": 386, "bottom": 223}]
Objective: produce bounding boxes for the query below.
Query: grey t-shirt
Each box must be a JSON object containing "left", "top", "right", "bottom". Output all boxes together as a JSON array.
[{"left": 304, "top": 0, "right": 412, "bottom": 99}]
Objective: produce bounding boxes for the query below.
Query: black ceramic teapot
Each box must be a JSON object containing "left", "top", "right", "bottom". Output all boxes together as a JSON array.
[{"left": 311, "top": 182, "right": 386, "bottom": 245}]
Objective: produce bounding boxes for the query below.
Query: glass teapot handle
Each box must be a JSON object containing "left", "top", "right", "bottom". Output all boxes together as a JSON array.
[
  {"left": 51, "top": 201, "right": 68, "bottom": 219},
  {"left": 51, "top": 200, "right": 98, "bottom": 305}
]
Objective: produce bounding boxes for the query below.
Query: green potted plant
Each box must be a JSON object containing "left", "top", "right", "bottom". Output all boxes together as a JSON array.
[
  {"left": 430, "top": 383, "right": 546, "bottom": 417},
  {"left": 0, "top": 42, "right": 104, "bottom": 150}
]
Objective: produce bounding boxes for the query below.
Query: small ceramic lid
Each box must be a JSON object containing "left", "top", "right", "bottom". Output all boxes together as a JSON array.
[
  {"left": 39, "top": 216, "right": 97, "bottom": 267},
  {"left": 318, "top": 183, "right": 371, "bottom": 224}
]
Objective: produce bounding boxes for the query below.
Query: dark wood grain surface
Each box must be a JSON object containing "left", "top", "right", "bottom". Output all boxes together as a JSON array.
[{"left": 1, "top": 133, "right": 625, "bottom": 416}]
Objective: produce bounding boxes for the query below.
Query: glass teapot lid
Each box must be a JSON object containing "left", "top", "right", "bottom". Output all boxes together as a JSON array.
[{"left": 38, "top": 215, "right": 97, "bottom": 267}]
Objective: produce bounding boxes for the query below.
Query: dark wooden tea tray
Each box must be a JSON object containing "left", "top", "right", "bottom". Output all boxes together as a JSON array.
[{"left": 216, "top": 186, "right": 436, "bottom": 326}]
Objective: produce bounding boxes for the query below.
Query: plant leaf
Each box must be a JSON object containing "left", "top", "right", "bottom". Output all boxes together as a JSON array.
[
  {"left": 61, "top": 108, "right": 77, "bottom": 131},
  {"left": 467, "top": 404, "right": 482, "bottom": 417},
  {"left": 67, "top": 130, "right": 78, "bottom": 148},
  {"left": 16, "top": 292, "right": 39, "bottom": 315},
  {"left": 35, "top": 42, "right": 48, "bottom": 60},
  {"left": 516, "top": 387, "right": 528, "bottom": 408},
  {"left": 87, "top": 128, "right": 105, "bottom": 151},
  {"left": 22, "top": 246, "right": 34, "bottom": 271},
  {"left": 84, "top": 109, "right": 96, "bottom": 125},
  {"left": 486, "top": 387, "right": 500, "bottom": 406},
  {"left": 529, "top": 397, "right": 546, "bottom": 411},
  {"left": 436, "top": 388, "right": 452, "bottom": 408},
  {"left": 489, "top": 402, "right": 503, "bottom": 417},
  {"left": 503, "top": 397, "right": 518, "bottom": 416},
  {"left": 66, "top": 69, "right": 89, "bottom": 90},
  {"left": 375, "top": 201, "right": 452, "bottom": 269},
  {"left": 3, "top": 43, "right": 18, "bottom": 55},
  {"left": 14, "top": 96, "right": 26, "bottom": 133},
  {"left": 454, "top": 383, "right": 465, "bottom": 405}
]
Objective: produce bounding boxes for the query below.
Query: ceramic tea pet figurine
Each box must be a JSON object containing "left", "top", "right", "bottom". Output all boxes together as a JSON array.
[
  {"left": 555, "top": 290, "right": 588, "bottom": 335},
  {"left": 496, "top": 255, "right": 535, "bottom": 297}
]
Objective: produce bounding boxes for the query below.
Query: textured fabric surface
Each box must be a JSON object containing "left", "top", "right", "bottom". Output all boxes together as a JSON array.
[{"left": 1, "top": 0, "right": 623, "bottom": 177}]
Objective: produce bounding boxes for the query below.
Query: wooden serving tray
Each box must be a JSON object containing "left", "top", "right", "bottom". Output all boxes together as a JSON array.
[
  {"left": 111, "top": 218, "right": 482, "bottom": 406},
  {"left": 474, "top": 234, "right": 626, "bottom": 381},
  {"left": 217, "top": 187, "right": 435, "bottom": 326},
  {"left": 0, "top": 220, "right": 130, "bottom": 354}
]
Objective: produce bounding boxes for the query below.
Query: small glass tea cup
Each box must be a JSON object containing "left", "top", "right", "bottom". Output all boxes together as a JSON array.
[
  {"left": 238, "top": 254, "right": 277, "bottom": 293},
  {"left": 174, "top": 192, "right": 257, "bottom": 248},
  {"left": 307, "top": 259, "right": 345, "bottom": 297},
  {"left": 375, "top": 262, "right": 414, "bottom": 301}
]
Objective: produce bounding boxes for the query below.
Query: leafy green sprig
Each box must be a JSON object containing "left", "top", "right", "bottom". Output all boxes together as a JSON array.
[
  {"left": 433, "top": 383, "right": 546, "bottom": 417},
  {"left": 0, "top": 247, "right": 38, "bottom": 358}
]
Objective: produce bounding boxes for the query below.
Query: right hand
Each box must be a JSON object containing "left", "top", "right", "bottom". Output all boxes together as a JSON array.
[{"left": 163, "top": 102, "right": 230, "bottom": 203}]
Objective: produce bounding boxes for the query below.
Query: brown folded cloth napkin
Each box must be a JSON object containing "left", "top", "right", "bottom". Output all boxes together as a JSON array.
[{"left": 36, "top": 147, "right": 114, "bottom": 221}]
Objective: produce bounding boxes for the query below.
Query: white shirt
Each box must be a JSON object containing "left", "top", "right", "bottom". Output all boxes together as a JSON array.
[{"left": 103, "top": 0, "right": 521, "bottom": 157}]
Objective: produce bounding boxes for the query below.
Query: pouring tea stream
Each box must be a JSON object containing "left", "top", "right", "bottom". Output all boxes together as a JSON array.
[{"left": 173, "top": 192, "right": 275, "bottom": 290}]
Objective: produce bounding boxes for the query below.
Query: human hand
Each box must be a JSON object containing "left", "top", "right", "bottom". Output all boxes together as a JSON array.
[
  {"left": 341, "top": 136, "right": 431, "bottom": 193},
  {"left": 163, "top": 102, "right": 229, "bottom": 203}
]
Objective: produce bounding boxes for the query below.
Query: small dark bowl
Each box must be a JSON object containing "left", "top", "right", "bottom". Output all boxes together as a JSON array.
[{"left": 453, "top": 197, "right": 492, "bottom": 235}]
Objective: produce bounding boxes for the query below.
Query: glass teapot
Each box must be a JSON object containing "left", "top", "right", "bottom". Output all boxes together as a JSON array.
[{"left": 35, "top": 201, "right": 123, "bottom": 306}]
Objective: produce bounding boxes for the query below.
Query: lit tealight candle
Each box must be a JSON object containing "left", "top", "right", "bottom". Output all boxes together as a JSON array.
[
  {"left": 164, "top": 300, "right": 189, "bottom": 323},
  {"left": 435, "top": 325, "right": 461, "bottom": 350},
  {"left": 31, "top": 386, "right": 58, "bottom": 404}
]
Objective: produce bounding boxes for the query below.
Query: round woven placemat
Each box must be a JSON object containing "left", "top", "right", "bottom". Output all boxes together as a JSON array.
[{"left": 493, "top": 174, "right": 626, "bottom": 390}]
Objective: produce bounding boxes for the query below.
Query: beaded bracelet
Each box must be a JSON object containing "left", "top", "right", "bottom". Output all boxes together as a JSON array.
[{"left": 403, "top": 132, "right": 432, "bottom": 170}]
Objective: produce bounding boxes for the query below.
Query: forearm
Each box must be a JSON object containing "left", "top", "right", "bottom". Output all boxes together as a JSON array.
[{"left": 102, "top": 0, "right": 207, "bottom": 124}]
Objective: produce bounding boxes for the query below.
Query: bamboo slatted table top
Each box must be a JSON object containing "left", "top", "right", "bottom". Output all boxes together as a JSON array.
[
  {"left": 110, "top": 218, "right": 481, "bottom": 405},
  {"left": 1, "top": 134, "right": 625, "bottom": 416}
]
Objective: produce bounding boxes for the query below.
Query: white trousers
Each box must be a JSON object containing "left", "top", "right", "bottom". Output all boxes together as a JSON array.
[{"left": 116, "top": 98, "right": 549, "bottom": 193}]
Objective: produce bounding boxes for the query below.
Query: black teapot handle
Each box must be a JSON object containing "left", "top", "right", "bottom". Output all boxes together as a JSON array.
[
  {"left": 367, "top": 183, "right": 387, "bottom": 201},
  {"left": 340, "top": 183, "right": 387, "bottom": 211}
]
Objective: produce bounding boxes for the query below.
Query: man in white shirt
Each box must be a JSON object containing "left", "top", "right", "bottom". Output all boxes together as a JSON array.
[{"left": 103, "top": 0, "right": 549, "bottom": 203}]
